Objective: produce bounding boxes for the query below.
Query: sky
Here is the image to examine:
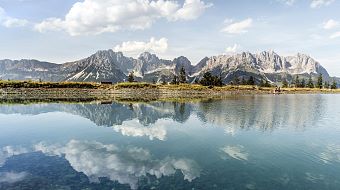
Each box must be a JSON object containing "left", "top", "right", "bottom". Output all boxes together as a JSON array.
[{"left": 0, "top": 0, "right": 339, "bottom": 76}]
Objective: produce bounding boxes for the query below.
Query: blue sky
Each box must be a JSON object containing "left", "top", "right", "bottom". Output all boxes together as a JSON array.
[{"left": 0, "top": 0, "right": 339, "bottom": 76}]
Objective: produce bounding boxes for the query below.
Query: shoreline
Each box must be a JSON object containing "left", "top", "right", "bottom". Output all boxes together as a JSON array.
[
  {"left": 0, "top": 84, "right": 339, "bottom": 101},
  {"left": 0, "top": 81, "right": 339, "bottom": 102}
]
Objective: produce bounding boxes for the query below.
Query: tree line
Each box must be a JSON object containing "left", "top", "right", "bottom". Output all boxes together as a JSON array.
[
  {"left": 284, "top": 74, "right": 337, "bottom": 89},
  {"left": 127, "top": 67, "right": 338, "bottom": 89}
]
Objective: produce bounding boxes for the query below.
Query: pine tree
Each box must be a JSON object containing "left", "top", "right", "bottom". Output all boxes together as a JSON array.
[
  {"left": 316, "top": 74, "right": 323, "bottom": 89},
  {"left": 331, "top": 80, "right": 337, "bottom": 89},
  {"left": 161, "top": 76, "right": 167, "bottom": 85},
  {"left": 300, "top": 78, "right": 306, "bottom": 88},
  {"left": 241, "top": 77, "right": 246, "bottom": 85},
  {"left": 282, "top": 78, "right": 288, "bottom": 88},
  {"left": 295, "top": 76, "right": 300, "bottom": 88},
  {"left": 324, "top": 81, "right": 330, "bottom": 89},
  {"left": 247, "top": 76, "right": 255, "bottom": 85},
  {"left": 171, "top": 75, "right": 179, "bottom": 85},
  {"left": 307, "top": 75, "right": 314, "bottom": 88},
  {"left": 199, "top": 72, "right": 223, "bottom": 86},
  {"left": 128, "top": 71, "right": 135, "bottom": 82},
  {"left": 179, "top": 67, "right": 187, "bottom": 83},
  {"left": 233, "top": 76, "right": 240, "bottom": 85},
  {"left": 264, "top": 80, "right": 271, "bottom": 87},
  {"left": 259, "top": 79, "right": 265, "bottom": 87}
]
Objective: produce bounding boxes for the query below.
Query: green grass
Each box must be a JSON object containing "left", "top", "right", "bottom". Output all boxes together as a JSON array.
[
  {"left": 0, "top": 80, "right": 99, "bottom": 89},
  {"left": 1, "top": 80, "right": 339, "bottom": 93},
  {"left": 114, "top": 82, "right": 157, "bottom": 89}
]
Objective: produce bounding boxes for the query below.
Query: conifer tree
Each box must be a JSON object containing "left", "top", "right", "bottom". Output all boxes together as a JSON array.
[
  {"left": 247, "top": 76, "right": 255, "bottom": 85},
  {"left": 161, "top": 76, "right": 167, "bottom": 85},
  {"left": 331, "top": 80, "right": 337, "bottom": 89},
  {"left": 324, "top": 81, "right": 330, "bottom": 89},
  {"left": 264, "top": 80, "right": 271, "bottom": 87},
  {"left": 316, "top": 74, "right": 323, "bottom": 89},
  {"left": 282, "top": 78, "right": 288, "bottom": 88},
  {"left": 241, "top": 77, "right": 246, "bottom": 85},
  {"left": 128, "top": 71, "right": 135, "bottom": 82},
  {"left": 179, "top": 67, "right": 187, "bottom": 83},
  {"left": 300, "top": 78, "right": 306, "bottom": 88},
  {"left": 295, "top": 76, "right": 300, "bottom": 88},
  {"left": 171, "top": 75, "right": 179, "bottom": 85},
  {"left": 307, "top": 75, "right": 314, "bottom": 88},
  {"left": 259, "top": 79, "right": 265, "bottom": 87},
  {"left": 233, "top": 76, "right": 240, "bottom": 85}
]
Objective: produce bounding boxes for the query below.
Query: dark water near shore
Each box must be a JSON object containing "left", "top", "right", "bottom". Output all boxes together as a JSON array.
[{"left": 0, "top": 94, "right": 340, "bottom": 190}]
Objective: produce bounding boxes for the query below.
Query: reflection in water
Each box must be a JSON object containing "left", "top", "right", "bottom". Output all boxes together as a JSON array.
[
  {"left": 0, "top": 95, "right": 327, "bottom": 133},
  {"left": 220, "top": 145, "right": 249, "bottom": 161},
  {"left": 113, "top": 120, "right": 167, "bottom": 141},
  {"left": 0, "top": 95, "right": 339, "bottom": 189},
  {"left": 196, "top": 95, "right": 325, "bottom": 132},
  {"left": 0, "top": 146, "right": 28, "bottom": 166},
  {"left": 0, "top": 172, "right": 27, "bottom": 183},
  {"left": 319, "top": 144, "right": 340, "bottom": 164},
  {"left": 34, "top": 140, "right": 200, "bottom": 189}
]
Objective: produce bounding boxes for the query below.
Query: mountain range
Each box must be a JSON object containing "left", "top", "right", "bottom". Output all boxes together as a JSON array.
[{"left": 0, "top": 50, "right": 338, "bottom": 84}]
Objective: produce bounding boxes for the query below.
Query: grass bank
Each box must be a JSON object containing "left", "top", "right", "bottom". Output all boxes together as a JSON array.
[{"left": 0, "top": 81, "right": 339, "bottom": 96}]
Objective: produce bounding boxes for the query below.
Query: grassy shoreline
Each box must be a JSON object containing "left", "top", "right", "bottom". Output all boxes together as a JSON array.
[{"left": 0, "top": 81, "right": 339, "bottom": 101}]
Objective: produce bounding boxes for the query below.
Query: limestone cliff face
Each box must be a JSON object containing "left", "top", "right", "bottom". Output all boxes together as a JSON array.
[{"left": 0, "top": 50, "right": 335, "bottom": 84}]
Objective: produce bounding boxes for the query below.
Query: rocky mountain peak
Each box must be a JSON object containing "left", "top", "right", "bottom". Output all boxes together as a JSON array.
[
  {"left": 0, "top": 49, "right": 336, "bottom": 85},
  {"left": 138, "top": 52, "right": 159, "bottom": 62}
]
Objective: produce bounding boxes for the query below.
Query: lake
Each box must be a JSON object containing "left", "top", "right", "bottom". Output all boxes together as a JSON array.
[{"left": 0, "top": 94, "right": 340, "bottom": 190}]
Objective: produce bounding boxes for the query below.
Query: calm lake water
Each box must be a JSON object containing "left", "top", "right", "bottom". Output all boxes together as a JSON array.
[{"left": 0, "top": 94, "right": 340, "bottom": 190}]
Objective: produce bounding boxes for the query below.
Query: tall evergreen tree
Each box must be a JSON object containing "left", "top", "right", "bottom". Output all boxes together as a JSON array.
[
  {"left": 233, "top": 76, "right": 240, "bottom": 85},
  {"left": 331, "top": 80, "right": 337, "bottom": 89},
  {"left": 247, "top": 76, "right": 255, "bottom": 85},
  {"left": 259, "top": 79, "right": 265, "bottom": 87},
  {"left": 161, "top": 75, "right": 167, "bottom": 85},
  {"left": 324, "top": 81, "right": 330, "bottom": 89},
  {"left": 316, "top": 74, "right": 323, "bottom": 89},
  {"left": 171, "top": 75, "right": 179, "bottom": 85},
  {"left": 264, "top": 80, "right": 271, "bottom": 87},
  {"left": 295, "top": 76, "right": 300, "bottom": 88},
  {"left": 282, "top": 78, "right": 288, "bottom": 88},
  {"left": 200, "top": 71, "right": 223, "bottom": 86},
  {"left": 179, "top": 67, "right": 187, "bottom": 83},
  {"left": 241, "top": 77, "right": 246, "bottom": 85},
  {"left": 300, "top": 78, "right": 306, "bottom": 88},
  {"left": 307, "top": 75, "right": 314, "bottom": 88},
  {"left": 128, "top": 71, "right": 135, "bottom": 82}
]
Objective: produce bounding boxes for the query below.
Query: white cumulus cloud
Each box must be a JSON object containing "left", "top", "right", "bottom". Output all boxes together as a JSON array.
[
  {"left": 0, "top": 7, "right": 28, "bottom": 28},
  {"left": 310, "top": 0, "right": 334, "bottom": 8},
  {"left": 170, "top": 0, "right": 213, "bottom": 21},
  {"left": 278, "top": 0, "right": 296, "bottom": 6},
  {"left": 225, "top": 44, "right": 241, "bottom": 54},
  {"left": 221, "top": 18, "right": 253, "bottom": 34},
  {"left": 34, "top": 0, "right": 212, "bottom": 36},
  {"left": 323, "top": 19, "right": 339, "bottom": 30},
  {"left": 114, "top": 37, "right": 168, "bottom": 56}
]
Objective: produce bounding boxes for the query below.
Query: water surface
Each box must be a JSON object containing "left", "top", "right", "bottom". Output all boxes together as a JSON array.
[{"left": 0, "top": 94, "right": 340, "bottom": 190}]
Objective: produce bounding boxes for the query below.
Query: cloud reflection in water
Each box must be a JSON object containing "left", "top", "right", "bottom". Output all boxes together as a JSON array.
[{"left": 34, "top": 140, "right": 200, "bottom": 189}]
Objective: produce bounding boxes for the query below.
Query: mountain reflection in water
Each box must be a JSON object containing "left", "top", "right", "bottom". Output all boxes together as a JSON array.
[
  {"left": 0, "top": 95, "right": 325, "bottom": 131},
  {"left": 0, "top": 94, "right": 339, "bottom": 190}
]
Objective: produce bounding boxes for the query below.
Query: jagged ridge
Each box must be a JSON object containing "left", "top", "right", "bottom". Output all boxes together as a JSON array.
[{"left": 0, "top": 50, "right": 336, "bottom": 84}]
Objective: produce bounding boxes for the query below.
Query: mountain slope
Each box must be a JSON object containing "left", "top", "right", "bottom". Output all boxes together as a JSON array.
[{"left": 0, "top": 50, "right": 337, "bottom": 85}]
